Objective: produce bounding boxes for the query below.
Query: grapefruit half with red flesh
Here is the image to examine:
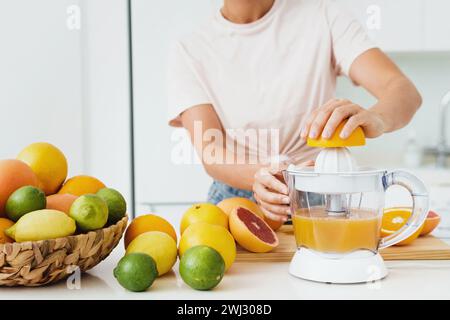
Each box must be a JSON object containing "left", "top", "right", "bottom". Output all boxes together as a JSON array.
[
  {"left": 229, "top": 207, "right": 279, "bottom": 253},
  {"left": 420, "top": 211, "right": 441, "bottom": 236}
]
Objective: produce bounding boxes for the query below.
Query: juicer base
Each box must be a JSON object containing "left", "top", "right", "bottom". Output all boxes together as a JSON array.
[{"left": 289, "top": 248, "right": 388, "bottom": 284}]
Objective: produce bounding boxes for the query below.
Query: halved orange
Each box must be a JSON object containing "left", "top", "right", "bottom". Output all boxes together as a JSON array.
[
  {"left": 381, "top": 207, "right": 423, "bottom": 246},
  {"left": 307, "top": 121, "right": 366, "bottom": 148}
]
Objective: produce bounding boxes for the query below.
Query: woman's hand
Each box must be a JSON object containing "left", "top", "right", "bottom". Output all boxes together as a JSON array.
[
  {"left": 253, "top": 160, "right": 314, "bottom": 222},
  {"left": 300, "top": 99, "right": 387, "bottom": 140}
]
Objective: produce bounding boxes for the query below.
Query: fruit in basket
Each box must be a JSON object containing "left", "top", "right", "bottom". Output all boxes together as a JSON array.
[
  {"left": 179, "top": 222, "right": 236, "bottom": 271},
  {"left": 46, "top": 194, "right": 78, "bottom": 215},
  {"left": 0, "top": 159, "right": 39, "bottom": 216},
  {"left": 58, "top": 175, "right": 106, "bottom": 196},
  {"left": 217, "top": 197, "right": 283, "bottom": 231},
  {"left": 96, "top": 188, "right": 126, "bottom": 224},
  {"left": 5, "top": 186, "right": 46, "bottom": 221},
  {"left": 126, "top": 231, "right": 177, "bottom": 276},
  {"left": 17, "top": 142, "right": 68, "bottom": 195},
  {"left": 229, "top": 207, "right": 279, "bottom": 253},
  {"left": 180, "top": 203, "right": 228, "bottom": 235},
  {"left": 5, "top": 209, "right": 76, "bottom": 242},
  {"left": 179, "top": 245, "right": 225, "bottom": 291},
  {"left": 69, "top": 194, "right": 108, "bottom": 231},
  {"left": 420, "top": 210, "right": 441, "bottom": 236},
  {"left": 0, "top": 218, "right": 14, "bottom": 243},
  {"left": 114, "top": 253, "right": 158, "bottom": 292},
  {"left": 381, "top": 208, "right": 424, "bottom": 246},
  {"left": 124, "top": 214, "right": 177, "bottom": 248}
]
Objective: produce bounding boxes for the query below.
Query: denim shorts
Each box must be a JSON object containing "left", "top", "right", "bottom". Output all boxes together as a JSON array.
[{"left": 207, "top": 180, "right": 255, "bottom": 205}]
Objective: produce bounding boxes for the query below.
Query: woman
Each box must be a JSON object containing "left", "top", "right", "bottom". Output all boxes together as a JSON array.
[{"left": 167, "top": 0, "right": 422, "bottom": 223}]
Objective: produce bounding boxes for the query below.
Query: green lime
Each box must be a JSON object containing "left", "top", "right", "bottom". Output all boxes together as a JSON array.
[
  {"left": 69, "top": 194, "right": 108, "bottom": 231},
  {"left": 179, "top": 245, "right": 225, "bottom": 290},
  {"left": 96, "top": 188, "right": 126, "bottom": 224},
  {"left": 113, "top": 253, "right": 158, "bottom": 292},
  {"left": 5, "top": 186, "right": 46, "bottom": 221}
]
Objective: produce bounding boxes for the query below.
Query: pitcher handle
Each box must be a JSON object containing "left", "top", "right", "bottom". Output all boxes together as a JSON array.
[{"left": 378, "top": 170, "right": 429, "bottom": 249}]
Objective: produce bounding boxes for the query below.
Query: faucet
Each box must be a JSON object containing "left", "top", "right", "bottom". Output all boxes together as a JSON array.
[{"left": 425, "top": 91, "right": 450, "bottom": 167}]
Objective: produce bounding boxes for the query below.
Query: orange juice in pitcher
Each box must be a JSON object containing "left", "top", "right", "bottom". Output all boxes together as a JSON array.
[{"left": 292, "top": 208, "right": 381, "bottom": 253}]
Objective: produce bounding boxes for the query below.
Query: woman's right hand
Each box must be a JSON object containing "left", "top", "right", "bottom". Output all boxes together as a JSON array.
[{"left": 253, "top": 160, "right": 314, "bottom": 222}]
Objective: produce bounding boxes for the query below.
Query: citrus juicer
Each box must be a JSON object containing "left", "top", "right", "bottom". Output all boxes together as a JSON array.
[{"left": 284, "top": 121, "right": 429, "bottom": 283}]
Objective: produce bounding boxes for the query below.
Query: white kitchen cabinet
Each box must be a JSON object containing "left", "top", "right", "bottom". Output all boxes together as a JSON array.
[
  {"left": 423, "top": 0, "right": 450, "bottom": 51},
  {"left": 0, "top": 0, "right": 84, "bottom": 174},
  {"left": 338, "top": 0, "right": 424, "bottom": 52},
  {"left": 0, "top": 0, "right": 133, "bottom": 208},
  {"left": 339, "top": 0, "right": 450, "bottom": 52},
  {"left": 131, "top": 0, "right": 221, "bottom": 206}
]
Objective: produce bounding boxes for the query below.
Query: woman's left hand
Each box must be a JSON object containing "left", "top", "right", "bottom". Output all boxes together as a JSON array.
[{"left": 300, "top": 99, "right": 388, "bottom": 140}]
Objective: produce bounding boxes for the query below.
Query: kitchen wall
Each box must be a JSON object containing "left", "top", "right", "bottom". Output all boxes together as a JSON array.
[{"left": 338, "top": 52, "right": 450, "bottom": 168}]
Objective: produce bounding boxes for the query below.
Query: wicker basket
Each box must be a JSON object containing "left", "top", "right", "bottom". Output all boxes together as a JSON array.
[{"left": 0, "top": 216, "right": 128, "bottom": 287}]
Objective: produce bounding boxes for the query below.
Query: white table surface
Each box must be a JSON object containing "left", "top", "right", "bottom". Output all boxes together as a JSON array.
[{"left": 1, "top": 244, "right": 450, "bottom": 300}]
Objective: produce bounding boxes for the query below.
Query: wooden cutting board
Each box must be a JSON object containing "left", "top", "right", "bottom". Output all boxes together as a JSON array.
[{"left": 236, "top": 225, "right": 450, "bottom": 262}]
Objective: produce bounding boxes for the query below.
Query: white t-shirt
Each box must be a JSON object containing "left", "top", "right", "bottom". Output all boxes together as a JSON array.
[{"left": 167, "top": 0, "right": 375, "bottom": 164}]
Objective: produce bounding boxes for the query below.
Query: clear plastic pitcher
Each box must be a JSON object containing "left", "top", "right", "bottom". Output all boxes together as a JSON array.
[{"left": 285, "top": 167, "right": 429, "bottom": 254}]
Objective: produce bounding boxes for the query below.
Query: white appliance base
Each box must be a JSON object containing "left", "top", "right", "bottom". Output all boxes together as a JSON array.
[{"left": 289, "top": 248, "right": 388, "bottom": 284}]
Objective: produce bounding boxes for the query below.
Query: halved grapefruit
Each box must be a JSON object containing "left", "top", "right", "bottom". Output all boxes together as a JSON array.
[
  {"left": 420, "top": 210, "right": 441, "bottom": 236},
  {"left": 229, "top": 207, "right": 279, "bottom": 253},
  {"left": 218, "top": 197, "right": 284, "bottom": 231}
]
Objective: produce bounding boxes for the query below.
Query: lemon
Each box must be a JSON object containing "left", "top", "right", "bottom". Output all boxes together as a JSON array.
[
  {"left": 307, "top": 121, "right": 366, "bottom": 148},
  {"left": 17, "top": 143, "right": 68, "bottom": 195},
  {"left": 69, "top": 194, "right": 108, "bottom": 231},
  {"left": 126, "top": 231, "right": 178, "bottom": 276},
  {"left": 179, "top": 222, "right": 236, "bottom": 271},
  {"left": 6, "top": 209, "right": 76, "bottom": 242},
  {"left": 180, "top": 203, "right": 228, "bottom": 235}
]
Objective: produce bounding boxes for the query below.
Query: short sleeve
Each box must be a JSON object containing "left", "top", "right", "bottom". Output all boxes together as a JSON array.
[
  {"left": 324, "top": 0, "right": 377, "bottom": 76},
  {"left": 166, "top": 42, "right": 211, "bottom": 127}
]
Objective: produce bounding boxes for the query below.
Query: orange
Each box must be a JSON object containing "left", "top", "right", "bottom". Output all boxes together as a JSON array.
[
  {"left": 0, "top": 159, "right": 40, "bottom": 216},
  {"left": 124, "top": 214, "right": 177, "bottom": 248},
  {"left": 307, "top": 121, "right": 365, "bottom": 148},
  {"left": 180, "top": 203, "right": 228, "bottom": 235},
  {"left": 0, "top": 218, "right": 14, "bottom": 243},
  {"left": 264, "top": 217, "right": 284, "bottom": 231},
  {"left": 58, "top": 175, "right": 105, "bottom": 196},
  {"left": 217, "top": 197, "right": 284, "bottom": 231},
  {"left": 420, "top": 210, "right": 440, "bottom": 236},
  {"left": 46, "top": 194, "right": 78, "bottom": 215},
  {"left": 229, "top": 207, "right": 278, "bottom": 253},
  {"left": 179, "top": 222, "right": 236, "bottom": 271},
  {"left": 17, "top": 142, "right": 68, "bottom": 195},
  {"left": 381, "top": 207, "right": 424, "bottom": 246}
]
